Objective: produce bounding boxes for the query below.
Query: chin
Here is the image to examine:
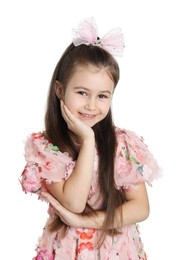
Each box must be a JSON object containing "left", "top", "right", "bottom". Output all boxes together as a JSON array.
[
  {"left": 86, "top": 120, "right": 102, "bottom": 128},
  {"left": 81, "top": 117, "right": 104, "bottom": 128},
  {"left": 85, "top": 122, "right": 95, "bottom": 128}
]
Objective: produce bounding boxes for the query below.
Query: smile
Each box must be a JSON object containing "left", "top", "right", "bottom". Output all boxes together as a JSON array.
[{"left": 79, "top": 113, "right": 96, "bottom": 119}]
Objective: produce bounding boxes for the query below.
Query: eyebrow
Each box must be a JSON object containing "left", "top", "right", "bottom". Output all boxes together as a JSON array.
[{"left": 74, "top": 86, "right": 112, "bottom": 95}]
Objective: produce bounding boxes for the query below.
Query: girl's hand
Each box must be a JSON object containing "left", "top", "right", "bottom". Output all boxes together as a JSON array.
[
  {"left": 41, "top": 191, "right": 85, "bottom": 228},
  {"left": 60, "top": 100, "right": 94, "bottom": 142}
]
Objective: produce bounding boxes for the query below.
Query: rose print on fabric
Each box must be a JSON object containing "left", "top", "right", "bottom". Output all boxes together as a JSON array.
[
  {"left": 76, "top": 229, "right": 96, "bottom": 254},
  {"left": 76, "top": 228, "right": 95, "bottom": 239},
  {"left": 21, "top": 129, "right": 161, "bottom": 259}
]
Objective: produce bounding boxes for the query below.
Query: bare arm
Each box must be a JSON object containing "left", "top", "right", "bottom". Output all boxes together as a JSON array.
[
  {"left": 81, "top": 182, "right": 149, "bottom": 229},
  {"left": 42, "top": 182, "right": 150, "bottom": 229},
  {"left": 47, "top": 101, "right": 95, "bottom": 213}
]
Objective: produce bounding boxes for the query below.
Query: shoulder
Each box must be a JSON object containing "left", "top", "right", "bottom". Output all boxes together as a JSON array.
[
  {"left": 24, "top": 132, "right": 50, "bottom": 156},
  {"left": 115, "top": 127, "right": 145, "bottom": 147},
  {"left": 114, "top": 127, "right": 161, "bottom": 189},
  {"left": 114, "top": 127, "right": 153, "bottom": 165},
  {"left": 25, "top": 132, "right": 49, "bottom": 145},
  {"left": 24, "top": 131, "right": 73, "bottom": 162}
]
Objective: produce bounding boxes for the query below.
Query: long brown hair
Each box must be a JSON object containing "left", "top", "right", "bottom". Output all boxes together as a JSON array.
[{"left": 45, "top": 43, "right": 126, "bottom": 240}]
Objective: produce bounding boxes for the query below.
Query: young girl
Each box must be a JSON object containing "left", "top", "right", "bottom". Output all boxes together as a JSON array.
[{"left": 20, "top": 17, "right": 160, "bottom": 260}]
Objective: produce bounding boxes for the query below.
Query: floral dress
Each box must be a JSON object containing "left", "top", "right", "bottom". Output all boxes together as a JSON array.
[{"left": 20, "top": 128, "right": 161, "bottom": 260}]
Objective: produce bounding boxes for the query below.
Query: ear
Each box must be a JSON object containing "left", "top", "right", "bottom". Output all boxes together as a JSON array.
[{"left": 55, "top": 80, "right": 63, "bottom": 99}]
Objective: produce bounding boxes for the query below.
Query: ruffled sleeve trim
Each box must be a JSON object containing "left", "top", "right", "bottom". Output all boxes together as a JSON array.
[
  {"left": 21, "top": 132, "right": 75, "bottom": 193},
  {"left": 114, "top": 128, "right": 162, "bottom": 190}
]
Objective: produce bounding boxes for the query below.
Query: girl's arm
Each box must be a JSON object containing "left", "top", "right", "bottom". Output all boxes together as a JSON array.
[
  {"left": 41, "top": 182, "right": 150, "bottom": 229},
  {"left": 82, "top": 182, "right": 150, "bottom": 229},
  {"left": 46, "top": 101, "right": 95, "bottom": 214}
]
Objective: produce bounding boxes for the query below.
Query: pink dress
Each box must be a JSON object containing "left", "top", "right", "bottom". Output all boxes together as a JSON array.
[{"left": 20, "top": 128, "right": 161, "bottom": 260}]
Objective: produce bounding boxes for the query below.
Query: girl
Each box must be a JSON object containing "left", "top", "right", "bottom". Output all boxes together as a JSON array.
[{"left": 21, "top": 17, "right": 160, "bottom": 259}]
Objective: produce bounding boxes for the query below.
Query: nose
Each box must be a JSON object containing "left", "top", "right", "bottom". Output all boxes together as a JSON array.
[{"left": 84, "top": 97, "right": 96, "bottom": 111}]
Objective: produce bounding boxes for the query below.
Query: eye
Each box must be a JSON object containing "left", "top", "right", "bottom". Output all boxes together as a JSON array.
[
  {"left": 98, "top": 94, "right": 108, "bottom": 99},
  {"left": 77, "top": 91, "right": 88, "bottom": 96}
]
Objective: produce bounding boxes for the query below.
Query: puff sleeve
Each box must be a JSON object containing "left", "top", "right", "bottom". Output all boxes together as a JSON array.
[
  {"left": 20, "top": 132, "right": 75, "bottom": 194},
  {"left": 114, "top": 128, "right": 161, "bottom": 190}
]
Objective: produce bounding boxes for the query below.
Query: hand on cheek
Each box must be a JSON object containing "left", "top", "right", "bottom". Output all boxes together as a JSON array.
[{"left": 60, "top": 100, "right": 94, "bottom": 142}]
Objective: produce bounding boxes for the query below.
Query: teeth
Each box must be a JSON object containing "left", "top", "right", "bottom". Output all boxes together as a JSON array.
[{"left": 81, "top": 113, "right": 94, "bottom": 118}]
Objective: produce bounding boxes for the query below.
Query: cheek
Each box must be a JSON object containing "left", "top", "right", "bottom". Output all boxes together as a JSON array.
[
  {"left": 101, "top": 100, "right": 112, "bottom": 114},
  {"left": 64, "top": 97, "right": 78, "bottom": 113},
  {"left": 99, "top": 105, "right": 111, "bottom": 120},
  {"left": 63, "top": 93, "right": 74, "bottom": 107}
]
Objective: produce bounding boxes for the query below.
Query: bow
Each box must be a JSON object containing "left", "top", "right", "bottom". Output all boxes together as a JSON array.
[{"left": 72, "top": 17, "right": 124, "bottom": 57}]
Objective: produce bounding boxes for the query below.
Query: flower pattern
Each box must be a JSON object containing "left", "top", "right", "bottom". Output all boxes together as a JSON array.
[
  {"left": 76, "top": 229, "right": 96, "bottom": 254},
  {"left": 76, "top": 228, "right": 96, "bottom": 240},
  {"left": 34, "top": 248, "right": 54, "bottom": 260},
  {"left": 20, "top": 132, "right": 75, "bottom": 195},
  {"left": 20, "top": 128, "right": 161, "bottom": 259}
]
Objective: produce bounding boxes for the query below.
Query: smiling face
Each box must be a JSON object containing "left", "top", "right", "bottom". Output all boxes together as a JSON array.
[{"left": 59, "top": 64, "right": 115, "bottom": 127}]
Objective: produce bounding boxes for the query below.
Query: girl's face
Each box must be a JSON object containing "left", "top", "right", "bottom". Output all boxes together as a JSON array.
[{"left": 62, "top": 64, "right": 115, "bottom": 127}]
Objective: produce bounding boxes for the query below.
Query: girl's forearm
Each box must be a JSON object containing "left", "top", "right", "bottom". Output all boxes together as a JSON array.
[
  {"left": 62, "top": 137, "right": 95, "bottom": 212},
  {"left": 81, "top": 199, "right": 149, "bottom": 229},
  {"left": 47, "top": 135, "right": 95, "bottom": 213}
]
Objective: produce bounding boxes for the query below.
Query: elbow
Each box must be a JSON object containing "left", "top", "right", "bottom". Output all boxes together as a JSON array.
[
  {"left": 140, "top": 204, "right": 150, "bottom": 221},
  {"left": 142, "top": 209, "right": 150, "bottom": 221},
  {"left": 63, "top": 193, "right": 88, "bottom": 213},
  {"left": 70, "top": 206, "right": 86, "bottom": 214},
  {"left": 73, "top": 208, "right": 86, "bottom": 214},
  {"left": 64, "top": 201, "right": 86, "bottom": 214}
]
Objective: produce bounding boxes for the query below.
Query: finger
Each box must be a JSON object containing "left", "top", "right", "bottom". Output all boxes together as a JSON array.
[
  {"left": 60, "top": 100, "right": 69, "bottom": 122},
  {"left": 41, "top": 192, "right": 61, "bottom": 209},
  {"left": 61, "top": 100, "right": 78, "bottom": 121},
  {"left": 47, "top": 195, "right": 60, "bottom": 206},
  {"left": 62, "top": 102, "right": 75, "bottom": 123},
  {"left": 61, "top": 104, "right": 81, "bottom": 133},
  {"left": 40, "top": 191, "right": 49, "bottom": 198},
  {"left": 61, "top": 103, "right": 77, "bottom": 130},
  {"left": 53, "top": 208, "right": 62, "bottom": 217},
  {"left": 40, "top": 191, "right": 52, "bottom": 198}
]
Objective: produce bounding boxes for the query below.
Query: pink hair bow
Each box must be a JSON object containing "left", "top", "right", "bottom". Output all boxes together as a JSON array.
[{"left": 72, "top": 17, "right": 125, "bottom": 57}]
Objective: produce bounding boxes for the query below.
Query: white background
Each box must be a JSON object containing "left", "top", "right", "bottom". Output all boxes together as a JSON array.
[{"left": 0, "top": 0, "right": 178, "bottom": 259}]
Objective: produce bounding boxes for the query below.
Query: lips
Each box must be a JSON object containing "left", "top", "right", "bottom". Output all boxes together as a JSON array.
[{"left": 79, "top": 112, "right": 96, "bottom": 119}]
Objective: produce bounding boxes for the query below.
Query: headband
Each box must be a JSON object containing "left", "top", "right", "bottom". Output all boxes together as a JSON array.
[{"left": 72, "top": 17, "right": 125, "bottom": 57}]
